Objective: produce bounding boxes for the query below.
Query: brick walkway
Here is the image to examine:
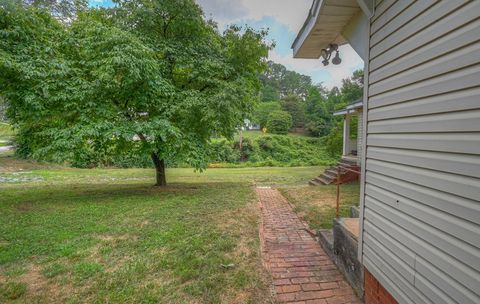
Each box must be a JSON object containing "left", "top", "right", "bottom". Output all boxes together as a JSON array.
[{"left": 257, "top": 187, "right": 361, "bottom": 304}]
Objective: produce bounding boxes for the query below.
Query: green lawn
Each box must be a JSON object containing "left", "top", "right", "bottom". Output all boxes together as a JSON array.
[
  {"left": 0, "top": 155, "right": 322, "bottom": 303},
  {"left": 0, "top": 123, "right": 15, "bottom": 148},
  {"left": 279, "top": 183, "right": 360, "bottom": 230},
  {"left": 0, "top": 123, "right": 15, "bottom": 136}
]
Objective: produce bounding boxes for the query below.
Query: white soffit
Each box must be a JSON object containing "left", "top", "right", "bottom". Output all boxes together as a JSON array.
[{"left": 292, "top": 0, "right": 361, "bottom": 59}]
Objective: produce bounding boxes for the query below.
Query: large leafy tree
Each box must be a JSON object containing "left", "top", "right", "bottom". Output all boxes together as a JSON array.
[
  {"left": 281, "top": 95, "right": 305, "bottom": 128},
  {"left": 259, "top": 61, "right": 312, "bottom": 100},
  {"left": 0, "top": 0, "right": 269, "bottom": 185}
]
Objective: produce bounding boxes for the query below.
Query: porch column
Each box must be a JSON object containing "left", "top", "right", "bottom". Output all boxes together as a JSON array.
[{"left": 343, "top": 114, "right": 350, "bottom": 156}]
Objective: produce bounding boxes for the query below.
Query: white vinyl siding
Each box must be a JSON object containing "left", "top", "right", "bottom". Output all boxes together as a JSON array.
[
  {"left": 357, "top": 109, "right": 363, "bottom": 164},
  {"left": 361, "top": 1, "right": 480, "bottom": 304}
]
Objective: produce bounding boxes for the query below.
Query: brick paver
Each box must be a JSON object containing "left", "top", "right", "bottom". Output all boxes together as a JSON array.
[{"left": 257, "top": 187, "right": 361, "bottom": 304}]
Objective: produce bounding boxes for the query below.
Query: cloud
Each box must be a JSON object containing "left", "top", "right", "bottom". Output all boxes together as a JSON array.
[
  {"left": 195, "top": 0, "right": 364, "bottom": 88},
  {"left": 196, "top": 0, "right": 249, "bottom": 24},
  {"left": 196, "top": 0, "right": 311, "bottom": 33}
]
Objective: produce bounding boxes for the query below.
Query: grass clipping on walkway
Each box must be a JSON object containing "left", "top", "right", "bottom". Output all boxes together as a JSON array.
[{"left": 0, "top": 179, "right": 273, "bottom": 303}]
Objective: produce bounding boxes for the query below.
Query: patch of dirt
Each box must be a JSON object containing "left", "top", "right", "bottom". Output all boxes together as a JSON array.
[
  {"left": 140, "top": 220, "right": 151, "bottom": 228},
  {"left": 15, "top": 202, "right": 34, "bottom": 212},
  {"left": 0, "top": 156, "right": 63, "bottom": 173},
  {"left": 14, "top": 202, "right": 50, "bottom": 213},
  {"left": 18, "top": 264, "right": 71, "bottom": 302},
  {"left": 96, "top": 234, "right": 137, "bottom": 242}
]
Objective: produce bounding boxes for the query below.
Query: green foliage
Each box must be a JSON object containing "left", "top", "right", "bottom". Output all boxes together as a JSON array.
[
  {"left": 73, "top": 262, "right": 103, "bottom": 282},
  {"left": 0, "top": 98, "right": 7, "bottom": 122},
  {"left": 259, "top": 61, "right": 312, "bottom": 100},
  {"left": 0, "top": 1, "right": 270, "bottom": 183},
  {"left": 324, "top": 116, "right": 358, "bottom": 158},
  {"left": 266, "top": 110, "right": 292, "bottom": 135},
  {"left": 253, "top": 101, "right": 282, "bottom": 128},
  {"left": 324, "top": 121, "right": 343, "bottom": 157},
  {"left": 260, "top": 83, "right": 280, "bottom": 101},
  {"left": 19, "top": 0, "right": 88, "bottom": 21},
  {"left": 305, "top": 86, "right": 331, "bottom": 136},
  {"left": 209, "top": 132, "right": 336, "bottom": 167},
  {"left": 208, "top": 138, "right": 240, "bottom": 163},
  {"left": 340, "top": 69, "right": 364, "bottom": 104},
  {"left": 42, "top": 263, "right": 68, "bottom": 278},
  {"left": 0, "top": 123, "right": 14, "bottom": 138},
  {"left": 281, "top": 95, "right": 305, "bottom": 128},
  {"left": 257, "top": 60, "right": 364, "bottom": 138},
  {"left": 0, "top": 281, "right": 27, "bottom": 300}
]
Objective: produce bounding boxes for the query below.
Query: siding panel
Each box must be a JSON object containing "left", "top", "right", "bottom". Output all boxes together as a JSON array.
[
  {"left": 369, "top": 0, "right": 479, "bottom": 72},
  {"left": 370, "top": 19, "right": 480, "bottom": 84},
  {"left": 368, "top": 109, "right": 480, "bottom": 133},
  {"left": 365, "top": 196, "right": 480, "bottom": 272},
  {"left": 370, "top": 0, "right": 437, "bottom": 47},
  {"left": 370, "top": 0, "right": 414, "bottom": 34},
  {"left": 365, "top": 171, "right": 480, "bottom": 224},
  {"left": 365, "top": 183, "right": 480, "bottom": 248},
  {"left": 368, "top": 86, "right": 480, "bottom": 121},
  {"left": 367, "top": 147, "right": 480, "bottom": 178},
  {"left": 366, "top": 159, "right": 480, "bottom": 201},
  {"left": 369, "top": 64, "right": 480, "bottom": 108},
  {"left": 370, "top": 1, "right": 467, "bottom": 59},
  {"left": 415, "top": 257, "right": 480, "bottom": 304},
  {"left": 362, "top": 2, "right": 480, "bottom": 303},
  {"left": 369, "top": 41, "right": 480, "bottom": 95},
  {"left": 364, "top": 210, "right": 480, "bottom": 293},
  {"left": 367, "top": 133, "right": 480, "bottom": 154}
]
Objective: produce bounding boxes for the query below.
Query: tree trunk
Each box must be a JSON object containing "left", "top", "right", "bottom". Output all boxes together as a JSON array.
[{"left": 151, "top": 153, "right": 167, "bottom": 186}]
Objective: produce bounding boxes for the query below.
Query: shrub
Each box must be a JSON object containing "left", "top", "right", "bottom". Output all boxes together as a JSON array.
[
  {"left": 325, "top": 123, "right": 343, "bottom": 157},
  {"left": 207, "top": 132, "right": 336, "bottom": 167},
  {"left": 266, "top": 110, "right": 292, "bottom": 135}
]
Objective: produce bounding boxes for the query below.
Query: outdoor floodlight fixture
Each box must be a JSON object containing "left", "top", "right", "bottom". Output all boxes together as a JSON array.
[{"left": 321, "top": 44, "right": 341, "bottom": 66}]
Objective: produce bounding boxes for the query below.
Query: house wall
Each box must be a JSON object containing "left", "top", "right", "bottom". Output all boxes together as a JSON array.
[
  {"left": 364, "top": 268, "right": 398, "bottom": 304},
  {"left": 342, "top": 9, "right": 369, "bottom": 60},
  {"left": 357, "top": 109, "right": 363, "bottom": 166},
  {"left": 360, "top": 1, "right": 480, "bottom": 304}
]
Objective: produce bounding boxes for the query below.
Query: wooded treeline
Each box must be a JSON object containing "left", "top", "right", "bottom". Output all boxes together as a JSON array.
[{"left": 255, "top": 61, "right": 364, "bottom": 137}]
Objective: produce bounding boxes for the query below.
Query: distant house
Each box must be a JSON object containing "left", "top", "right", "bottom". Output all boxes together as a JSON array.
[
  {"left": 293, "top": 1, "right": 480, "bottom": 304},
  {"left": 243, "top": 119, "right": 261, "bottom": 131}
]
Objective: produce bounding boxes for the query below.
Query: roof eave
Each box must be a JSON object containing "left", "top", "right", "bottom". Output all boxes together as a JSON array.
[{"left": 292, "top": 0, "right": 361, "bottom": 59}]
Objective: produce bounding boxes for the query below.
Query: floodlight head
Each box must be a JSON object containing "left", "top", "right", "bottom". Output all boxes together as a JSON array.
[{"left": 332, "top": 51, "right": 341, "bottom": 65}]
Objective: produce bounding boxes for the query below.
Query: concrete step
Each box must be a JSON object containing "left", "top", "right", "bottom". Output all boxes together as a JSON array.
[
  {"left": 309, "top": 179, "right": 322, "bottom": 186},
  {"left": 318, "top": 229, "right": 334, "bottom": 260},
  {"left": 326, "top": 168, "right": 338, "bottom": 176},
  {"left": 350, "top": 206, "right": 360, "bottom": 218},
  {"left": 315, "top": 176, "right": 332, "bottom": 185},
  {"left": 340, "top": 157, "right": 357, "bottom": 166},
  {"left": 333, "top": 218, "right": 363, "bottom": 298},
  {"left": 322, "top": 171, "right": 337, "bottom": 180}
]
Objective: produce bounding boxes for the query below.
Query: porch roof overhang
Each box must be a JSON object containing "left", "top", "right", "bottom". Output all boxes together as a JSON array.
[
  {"left": 333, "top": 98, "right": 363, "bottom": 116},
  {"left": 292, "top": 0, "right": 362, "bottom": 59}
]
